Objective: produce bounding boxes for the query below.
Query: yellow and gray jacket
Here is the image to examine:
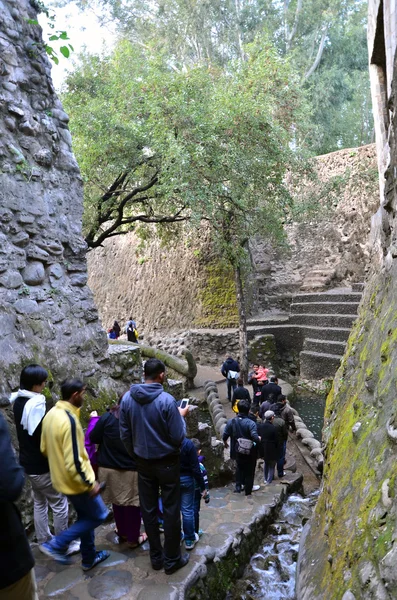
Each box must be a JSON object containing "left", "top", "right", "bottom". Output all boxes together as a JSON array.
[{"left": 41, "top": 400, "right": 95, "bottom": 495}]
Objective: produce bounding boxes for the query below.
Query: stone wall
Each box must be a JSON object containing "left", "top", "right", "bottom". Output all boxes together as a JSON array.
[
  {"left": 0, "top": 0, "right": 108, "bottom": 400},
  {"left": 87, "top": 145, "right": 378, "bottom": 336},
  {"left": 296, "top": 10, "right": 397, "bottom": 600}
]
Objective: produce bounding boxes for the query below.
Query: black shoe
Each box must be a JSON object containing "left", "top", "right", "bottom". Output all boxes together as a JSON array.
[
  {"left": 151, "top": 561, "right": 164, "bottom": 571},
  {"left": 233, "top": 487, "right": 241, "bottom": 493},
  {"left": 164, "top": 553, "right": 190, "bottom": 575}
]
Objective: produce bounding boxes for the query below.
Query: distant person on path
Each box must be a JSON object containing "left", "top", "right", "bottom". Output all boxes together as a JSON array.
[
  {"left": 179, "top": 437, "right": 205, "bottom": 550},
  {"left": 249, "top": 364, "right": 269, "bottom": 406},
  {"left": 0, "top": 412, "right": 37, "bottom": 600},
  {"left": 270, "top": 394, "right": 296, "bottom": 433},
  {"left": 119, "top": 358, "right": 188, "bottom": 574},
  {"left": 257, "top": 410, "right": 279, "bottom": 484},
  {"left": 40, "top": 380, "right": 110, "bottom": 570},
  {"left": 223, "top": 399, "right": 260, "bottom": 496},
  {"left": 11, "top": 365, "right": 75, "bottom": 553},
  {"left": 90, "top": 396, "right": 147, "bottom": 548},
  {"left": 113, "top": 321, "right": 121, "bottom": 339},
  {"left": 272, "top": 404, "right": 289, "bottom": 479},
  {"left": 221, "top": 355, "right": 240, "bottom": 403},
  {"left": 126, "top": 317, "right": 138, "bottom": 342},
  {"left": 232, "top": 378, "right": 251, "bottom": 413},
  {"left": 259, "top": 376, "right": 282, "bottom": 419}
]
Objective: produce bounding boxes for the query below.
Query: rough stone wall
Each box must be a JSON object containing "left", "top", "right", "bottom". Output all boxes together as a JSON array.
[
  {"left": 296, "top": 15, "right": 397, "bottom": 600},
  {"left": 88, "top": 145, "right": 378, "bottom": 334},
  {"left": 0, "top": 0, "right": 108, "bottom": 399}
]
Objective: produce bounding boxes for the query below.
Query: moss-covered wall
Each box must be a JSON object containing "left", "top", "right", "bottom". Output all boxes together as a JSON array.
[
  {"left": 296, "top": 46, "right": 397, "bottom": 600},
  {"left": 195, "top": 262, "right": 238, "bottom": 328}
]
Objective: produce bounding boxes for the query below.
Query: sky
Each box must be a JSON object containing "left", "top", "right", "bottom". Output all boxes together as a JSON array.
[{"left": 39, "top": 3, "right": 116, "bottom": 89}]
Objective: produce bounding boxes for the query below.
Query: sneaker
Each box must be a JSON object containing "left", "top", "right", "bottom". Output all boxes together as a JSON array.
[
  {"left": 233, "top": 487, "right": 241, "bottom": 494},
  {"left": 252, "top": 485, "right": 261, "bottom": 492},
  {"left": 151, "top": 560, "right": 164, "bottom": 571},
  {"left": 185, "top": 532, "right": 199, "bottom": 550},
  {"left": 66, "top": 540, "right": 81, "bottom": 556},
  {"left": 197, "top": 529, "right": 204, "bottom": 537},
  {"left": 263, "top": 480, "right": 268, "bottom": 485},
  {"left": 82, "top": 550, "right": 110, "bottom": 571},
  {"left": 39, "top": 542, "right": 72, "bottom": 565},
  {"left": 165, "top": 553, "right": 190, "bottom": 575}
]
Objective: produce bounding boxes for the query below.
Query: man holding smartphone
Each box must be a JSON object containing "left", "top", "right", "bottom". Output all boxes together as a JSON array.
[{"left": 120, "top": 359, "right": 188, "bottom": 575}]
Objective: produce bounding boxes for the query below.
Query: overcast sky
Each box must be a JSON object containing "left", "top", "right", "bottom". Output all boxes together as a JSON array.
[{"left": 39, "top": 3, "right": 116, "bottom": 89}]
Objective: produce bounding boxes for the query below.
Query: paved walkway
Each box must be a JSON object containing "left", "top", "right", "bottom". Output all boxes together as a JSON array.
[{"left": 35, "top": 474, "right": 302, "bottom": 599}]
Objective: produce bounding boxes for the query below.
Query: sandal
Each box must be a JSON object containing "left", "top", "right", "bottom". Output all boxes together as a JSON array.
[
  {"left": 82, "top": 550, "right": 110, "bottom": 571},
  {"left": 127, "top": 533, "right": 148, "bottom": 549}
]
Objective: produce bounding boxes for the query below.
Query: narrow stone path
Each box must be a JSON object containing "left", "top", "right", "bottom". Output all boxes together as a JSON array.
[{"left": 35, "top": 475, "right": 302, "bottom": 599}]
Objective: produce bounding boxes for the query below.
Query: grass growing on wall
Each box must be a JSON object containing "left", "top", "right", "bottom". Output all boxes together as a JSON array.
[{"left": 195, "top": 262, "right": 239, "bottom": 328}]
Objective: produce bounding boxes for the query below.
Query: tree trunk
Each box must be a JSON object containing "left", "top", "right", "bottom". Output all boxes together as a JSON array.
[{"left": 234, "top": 265, "right": 249, "bottom": 383}]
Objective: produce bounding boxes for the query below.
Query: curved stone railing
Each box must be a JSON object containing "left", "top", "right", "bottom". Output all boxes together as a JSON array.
[
  {"left": 203, "top": 380, "right": 228, "bottom": 436},
  {"left": 292, "top": 409, "right": 324, "bottom": 473},
  {"left": 109, "top": 340, "right": 197, "bottom": 388}
]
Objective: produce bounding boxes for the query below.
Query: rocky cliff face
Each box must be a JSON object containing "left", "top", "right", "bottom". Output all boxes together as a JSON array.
[
  {"left": 0, "top": 0, "right": 107, "bottom": 399},
  {"left": 296, "top": 28, "right": 397, "bottom": 600}
]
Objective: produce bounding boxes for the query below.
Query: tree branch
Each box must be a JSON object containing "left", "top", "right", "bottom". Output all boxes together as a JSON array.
[{"left": 304, "top": 26, "right": 328, "bottom": 80}]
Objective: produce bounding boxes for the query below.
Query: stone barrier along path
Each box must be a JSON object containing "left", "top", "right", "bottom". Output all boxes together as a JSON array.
[{"left": 35, "top": 476, "right": 302, "bottom": 600}]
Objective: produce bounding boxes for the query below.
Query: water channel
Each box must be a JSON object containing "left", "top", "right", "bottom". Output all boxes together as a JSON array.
[
  {"left": 290, "top": 395, "right": 326, "bottom": 440},
  {"left": 228, "top": 492, "right": 319, "bottom": 600}
]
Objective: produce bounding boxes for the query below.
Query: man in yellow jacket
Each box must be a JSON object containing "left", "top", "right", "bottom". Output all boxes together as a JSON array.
[{"left": 40, "top": 379, "right": 110, "bottom": 570}]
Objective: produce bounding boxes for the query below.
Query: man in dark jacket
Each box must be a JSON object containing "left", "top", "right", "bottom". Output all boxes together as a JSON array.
[
  {"left": 223, "top": 400, "right": 260, "bottom": 496},
  {"left": 259, "top": 377, "right": 282, "bottom": 418},
  {"left": 221, "top": 355, "right": 240, "bottom": 403},
  {"left": 231, "top": 378, "right": 251, "bottom": 413},
  {"left": 0, "top": 412, "right": 36, "bottom": 599},
  {"left": 270, "top": 394, "right": 296, "bottom": 433},
  {"left": 257, "top": 410, "right": 279, "bottom": 484},
  {"left": 120, "top": 358, "right": 188, "bottom": 575}
]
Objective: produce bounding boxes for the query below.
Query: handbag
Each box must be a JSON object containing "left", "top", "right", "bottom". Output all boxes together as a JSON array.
[
  {"left": 227, "top": 370, "right": 239, "bottom": 380},
  {"left": 233, "top": 418, "right": 254, "bottom": 455}
]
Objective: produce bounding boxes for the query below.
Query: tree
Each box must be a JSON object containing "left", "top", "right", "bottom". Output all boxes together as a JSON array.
[{"left": 63, "top": 39, "right": 306, "bottom": 373}]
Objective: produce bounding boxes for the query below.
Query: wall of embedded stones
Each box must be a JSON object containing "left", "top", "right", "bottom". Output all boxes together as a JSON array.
[{"left": 0, "top": 0, "right": 108, "bottom": 400}]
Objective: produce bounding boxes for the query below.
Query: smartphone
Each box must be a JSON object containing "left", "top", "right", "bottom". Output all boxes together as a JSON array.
[{"left": 180, "top": 398, "right": 190, "bottom": 410}]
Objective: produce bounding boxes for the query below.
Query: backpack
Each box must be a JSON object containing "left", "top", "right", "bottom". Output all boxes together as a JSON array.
[{"left": 233, "top": 417, "right": 254, "bottom": 455}]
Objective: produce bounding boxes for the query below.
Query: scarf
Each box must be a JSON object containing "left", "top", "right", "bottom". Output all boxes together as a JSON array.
[{"left": 9, "top": 389, "right": 46, "bottom": 435}]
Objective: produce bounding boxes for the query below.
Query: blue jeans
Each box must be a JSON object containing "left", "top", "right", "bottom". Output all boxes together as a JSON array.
[
  {"left": 277, "top": 441, "right": 287, "bottom": 476},
  {"left": 50, "top": 492, "right": 108, "bottom": 564},
  {"left": 227, "top": 379, "right": 237, "bottom": 402},
  {"left": 194, "top": 487, "right": 202, "bottom": 534},
  {"left": 180, "top": 475, "right": 195, "bottom": 542}
]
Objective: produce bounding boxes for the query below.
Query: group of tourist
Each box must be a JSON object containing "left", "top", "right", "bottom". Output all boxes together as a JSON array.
[
  {"left": 107, "top": 317, "right": 138, "bottom": 342},
  {"left": 221, "top": 355, "right": 296, "bottom": 494},
  {"left": 1, "top": 358, "right": 211, "bottom": 600}
]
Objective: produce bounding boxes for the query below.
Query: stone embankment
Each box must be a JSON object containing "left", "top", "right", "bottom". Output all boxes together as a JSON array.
[
  {"left": 35, "top": 476, "right": 303, "bottom": 600},
  {"left": 248, "top": 285, "right": 363, "bottom": 379}
]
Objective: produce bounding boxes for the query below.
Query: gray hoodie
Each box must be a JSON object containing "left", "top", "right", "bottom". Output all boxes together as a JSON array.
[{"left": 119, "top": 383, "right": 185, "bottom": 460}]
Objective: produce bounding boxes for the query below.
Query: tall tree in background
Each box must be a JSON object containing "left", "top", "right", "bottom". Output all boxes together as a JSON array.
[
  {"left": 63, "top": 39, "right": 306, "bottom": 374},
  {"left": 54, "top": 0, "right": 372, "bottom": 154}
]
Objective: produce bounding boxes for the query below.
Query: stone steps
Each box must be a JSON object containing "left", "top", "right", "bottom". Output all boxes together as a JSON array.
[
  {"left": 291, "top": 292, "right": 362, "bottom": 303},
  {"left": 247, "top": 324, "right": 352, "bottom": 343},
  {"left": 289, "top": 313, "right": 358, "bottom": 328},
  {"left": 352, "top": 282, "right": 365, "bottom": 292},
  {"left": 290, "top": 301, "right": 360, "bottom": 315},
  {"left": 303, "top": 337, "right": 346, "bottom": 355},
  {"left": 300, "top": 350, "right": 344, "bottom": 379}
]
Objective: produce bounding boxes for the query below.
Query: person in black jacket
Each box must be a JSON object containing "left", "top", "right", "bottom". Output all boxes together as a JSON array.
[
  {"left": 90, "top": 399, "right": 147, "bottom": 549},
  {"left": 259, "top": 377, "right": 282, "bottom": 418},
  {"left": 223, "top": 400, "right": 260, "bottom": 496},
  {"left": 231, "top": 378, "right": 251, "bottom": 413},
  {"left": 0, "top": 411, "right": 36, "bottom": 599},
  {"left": 257, "top": 410, "right": 279, "bottom": 484},
  {"left": 221, "top": 355, "right": 240, "bottom": 403}
]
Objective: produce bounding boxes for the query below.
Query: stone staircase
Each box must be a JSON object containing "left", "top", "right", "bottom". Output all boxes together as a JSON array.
[{"left": 248, "top": 286, "right": 364, "bottom": 379}]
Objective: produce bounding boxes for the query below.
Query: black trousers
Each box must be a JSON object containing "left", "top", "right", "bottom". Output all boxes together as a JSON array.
[
  {"left": 236, "top": 455, "right": 256, "bottom": 495},
  {"left": 136, "top": 455, "right": 181, "bottom": 570}
]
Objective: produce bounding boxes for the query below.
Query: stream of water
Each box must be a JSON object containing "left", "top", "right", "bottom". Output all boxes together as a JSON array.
[
  {"left": 229, "top": 492, "right": 319, "bottom": 600},
  {"left": 290, "top": 396, "right": 326, "bottom": 440}
]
